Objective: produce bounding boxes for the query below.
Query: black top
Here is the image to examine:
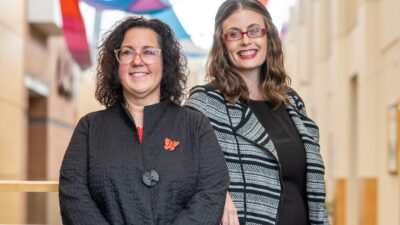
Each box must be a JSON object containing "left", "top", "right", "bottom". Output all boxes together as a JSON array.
[
  {"left": 248, "top": 100, "right": 309, "bottom": 225},
  {"left": 59, "top": 100, "right": 229, "bottom": 225}
]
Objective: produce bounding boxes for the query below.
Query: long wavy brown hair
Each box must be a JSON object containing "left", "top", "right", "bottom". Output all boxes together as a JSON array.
[
  {"left": 208, "top": 0, "right": 290, "bottom": 107},
  {"left": 95, "top": 17, "right": 188, "bottom": 107}
]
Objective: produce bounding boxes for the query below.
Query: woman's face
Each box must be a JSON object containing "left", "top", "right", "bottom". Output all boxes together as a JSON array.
[
  {"left": 118, "top": 28, "right": 163, "bottom": 104},
  {"left": 222, "top": 9, "right": 267, "bottom": 75}
]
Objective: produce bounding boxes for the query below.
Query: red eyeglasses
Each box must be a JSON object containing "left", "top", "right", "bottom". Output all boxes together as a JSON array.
[{"left": 223, "top": 28, "right": 267, "bottom": 41}]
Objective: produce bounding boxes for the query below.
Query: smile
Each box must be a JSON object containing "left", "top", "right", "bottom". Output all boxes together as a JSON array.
[
  {"left": 129, "top": 72, "right": 148, "bottom": 77},
  {"left": 237, "top": 49, "right": 258, "bottom": 59},
  {"left": 238, "top": 49, "right": 257, "bottom": 56}
]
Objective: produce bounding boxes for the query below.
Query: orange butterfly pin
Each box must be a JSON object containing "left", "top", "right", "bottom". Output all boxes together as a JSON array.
[{"left": 164, "top": 138, "right": 180, "bottom": 151}]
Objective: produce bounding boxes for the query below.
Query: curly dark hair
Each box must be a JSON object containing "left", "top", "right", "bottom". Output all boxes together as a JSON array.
[
  {"left": 95, "top": 16, "right": 188, "bottom": 107},
  {"left": 208, "top": 0, "right": 290, "bottom": 107}
]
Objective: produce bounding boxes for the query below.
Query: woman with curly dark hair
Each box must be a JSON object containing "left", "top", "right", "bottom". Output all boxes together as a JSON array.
[
  {"left": 185, "top": 0, "right": 330, "bottom": 225},
  {"left": 59, "top": 16, "right": 229, "bottom": 225}
]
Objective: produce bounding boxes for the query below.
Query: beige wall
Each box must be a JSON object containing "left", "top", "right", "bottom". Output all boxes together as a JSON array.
[
  {"left": 76, "top": 69, "right": 103, "bottom": 120},
  {"left": 0, "top": 0, "right": 27, "bottom": 223},
  {"left": 0, "top": 0, "right": 91, "bottom": 223},
  {"left": 284, "top": 0, "right": 400, "bottom": 224}
]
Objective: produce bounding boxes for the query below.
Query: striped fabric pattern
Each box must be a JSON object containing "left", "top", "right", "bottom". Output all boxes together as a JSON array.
[{"left": 185, "top": 85, "right": 330, "bottom": 225}]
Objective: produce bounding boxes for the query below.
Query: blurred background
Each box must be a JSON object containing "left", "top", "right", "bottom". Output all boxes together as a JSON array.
[{"left": 0, "top": 0, "right": 399, "bottom": 224}]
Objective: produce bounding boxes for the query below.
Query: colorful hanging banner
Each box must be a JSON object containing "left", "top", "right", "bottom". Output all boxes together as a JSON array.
[
  {"left": 60, "top": 0, "right": 92, "bottom": 70},
  {"left": 82, "top": 0, "right": 169, "bottom": 13},
  {"left": 259, "top": 0, "right": 269, "bottom": 6}
]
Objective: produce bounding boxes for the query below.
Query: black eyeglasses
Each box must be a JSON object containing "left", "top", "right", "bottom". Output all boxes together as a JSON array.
[{"left": 223, "top": 27, "right": 268, "bottom": 41}]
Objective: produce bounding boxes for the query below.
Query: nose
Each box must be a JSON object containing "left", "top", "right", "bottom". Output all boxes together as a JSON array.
[
  {"left": 241, "top": 34, "right": 251, "bottom": 46},
  {"left": 131, "top": 53, "right": 144, "bottom": 66}
]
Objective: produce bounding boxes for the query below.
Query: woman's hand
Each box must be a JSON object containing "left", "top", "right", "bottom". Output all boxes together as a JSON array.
[{"left": 221, "top": 192, "right": 240, "bottom": 225}]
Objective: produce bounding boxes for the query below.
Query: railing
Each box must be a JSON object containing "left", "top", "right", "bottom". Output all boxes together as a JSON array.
[
  {"left": 0, "top": 180, "right": 59, "bottom": 192},
  {"left": 0, "top": 181, "right": 60, "bottom": 224}
]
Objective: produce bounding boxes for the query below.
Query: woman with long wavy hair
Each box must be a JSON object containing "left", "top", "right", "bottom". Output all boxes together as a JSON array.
[{"left": 185, "top": 1, "right": 330, "bottom": 224}]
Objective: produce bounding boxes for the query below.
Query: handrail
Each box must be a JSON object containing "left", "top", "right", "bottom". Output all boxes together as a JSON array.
[{"left": 0, "top": 180, "right": 59, "bottom": 192}]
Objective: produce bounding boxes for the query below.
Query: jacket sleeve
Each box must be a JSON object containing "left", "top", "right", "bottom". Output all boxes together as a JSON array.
[
  {"left": 184, "top": 85, "right": 210, "bottom": 116},
  {"left": 172, "top": 115, "right": 230, "bottom": 225},
  {"left": 289, "top": 90, "right": 330, "bottom": 224},
  {"left": 59, "top": 115, "right": 110, "bottom": 225},
  {"left": 288, "top": 88, "right": 308, "bottom": 116},
  {"left": 288, "top": 89, "right": 320, "bottom": 144}
]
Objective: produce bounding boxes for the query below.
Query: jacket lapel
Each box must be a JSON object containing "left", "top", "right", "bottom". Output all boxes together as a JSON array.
[
  {"left": 228, "top": 101, "right": 280, "bottom": 161},
  {"left": 228, "top": 98, "right": 320, "bottom": 163}
]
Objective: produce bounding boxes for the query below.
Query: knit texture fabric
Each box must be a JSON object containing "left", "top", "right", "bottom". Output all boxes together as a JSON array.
[{"left": 59, "top": 100, "right": 229, "bottom": 225}]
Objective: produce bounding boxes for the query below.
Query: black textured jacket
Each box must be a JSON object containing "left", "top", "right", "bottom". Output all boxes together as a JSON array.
[{"left": 59, "top": 100, "right": 229, "bottom": 225}]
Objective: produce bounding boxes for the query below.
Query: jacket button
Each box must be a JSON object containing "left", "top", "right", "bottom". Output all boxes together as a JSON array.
[{"left": 142, "top": 170, "right": 159, "bottom": 187}]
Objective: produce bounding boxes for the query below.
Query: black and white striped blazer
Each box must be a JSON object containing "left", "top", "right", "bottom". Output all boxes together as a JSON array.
[{"left": 185, "top": 85, "right": 330, "bottom": 225}]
